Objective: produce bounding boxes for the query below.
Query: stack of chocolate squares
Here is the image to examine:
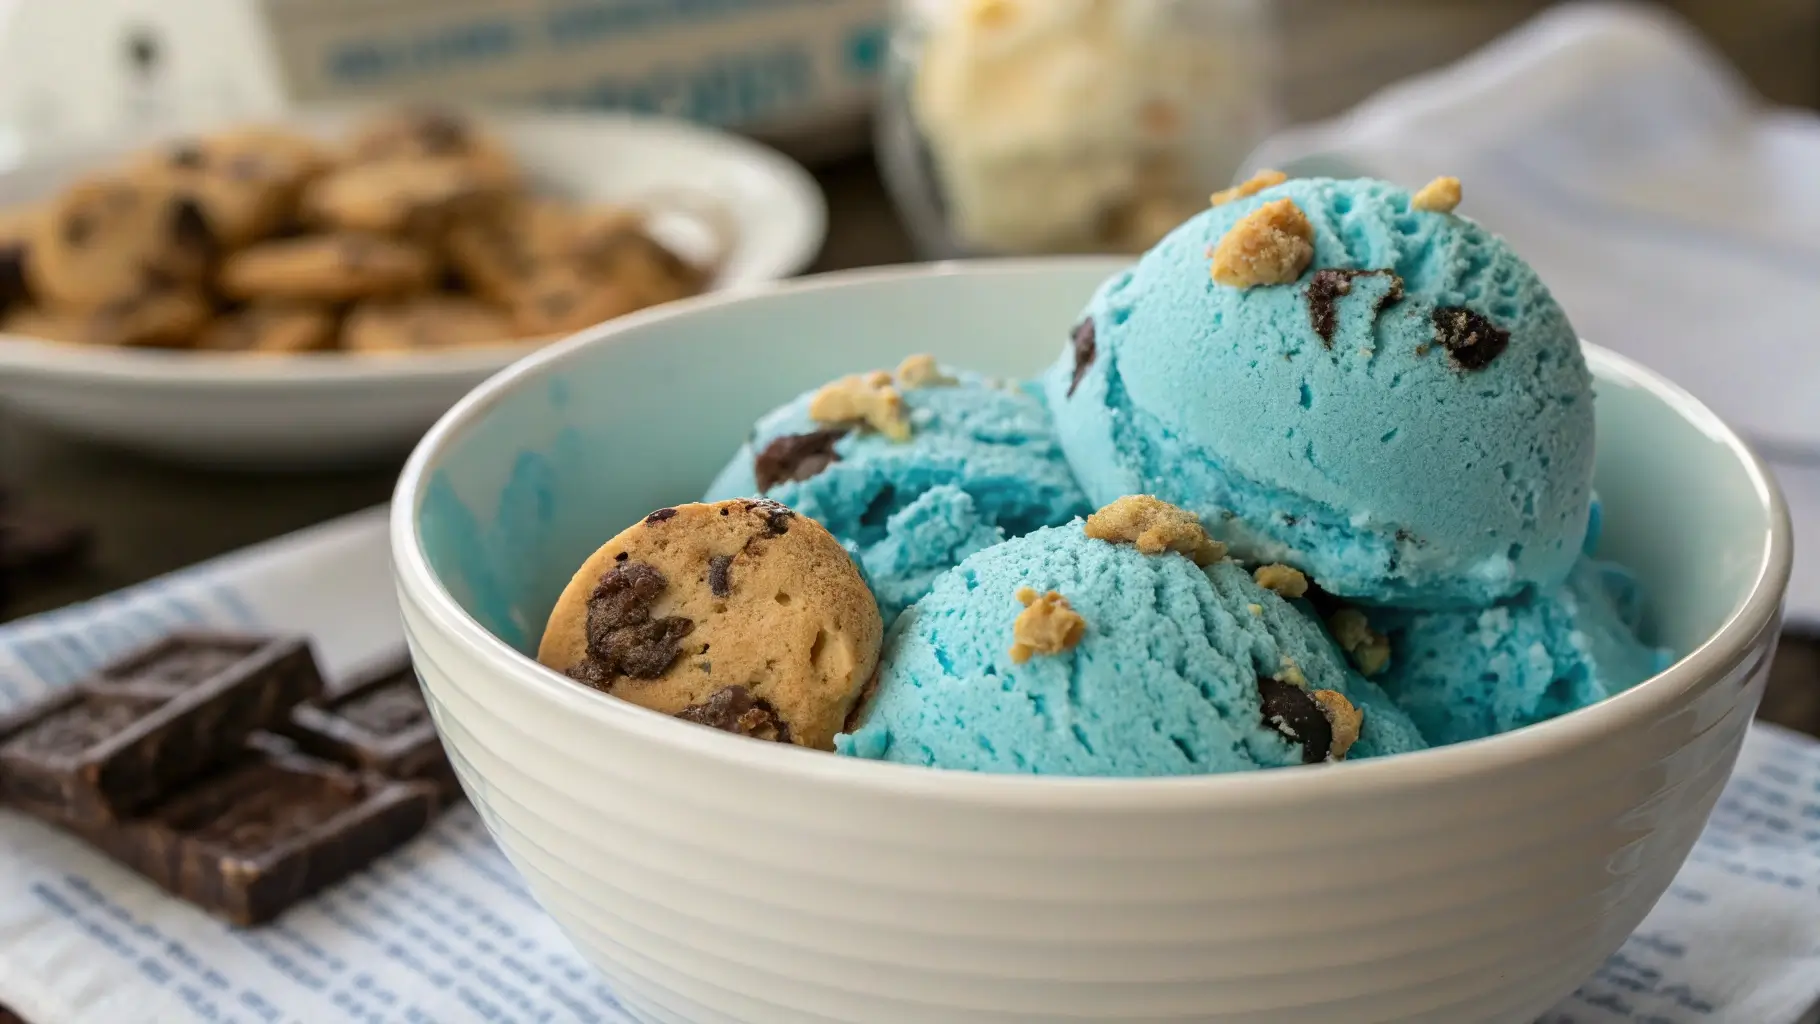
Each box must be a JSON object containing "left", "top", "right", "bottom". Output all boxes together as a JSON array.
[{"left": 0, "top": 630, "right": 460, "bottom": 926}]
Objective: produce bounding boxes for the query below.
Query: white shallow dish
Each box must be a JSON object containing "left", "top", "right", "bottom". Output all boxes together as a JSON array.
[
  {"left": 0, "top": 110, "right": 825, "bottom": 467},
  {"left": 393, "top": 261, "right": 1791, "bottom": 1023}
]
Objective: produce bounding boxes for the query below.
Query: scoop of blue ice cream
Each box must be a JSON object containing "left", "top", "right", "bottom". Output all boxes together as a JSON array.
[
  {"left": 837, "top": 519, "right": 1427, "bottom": 775},
  {"left": 1045, "top": 176, "right": 1595, "bottom": 609},
  {"left": 1367, "top": 558, "right": 1673, "bottom": 746},
  {"left": 705, "top": 367, "right": 1091, "bottom": 621}
]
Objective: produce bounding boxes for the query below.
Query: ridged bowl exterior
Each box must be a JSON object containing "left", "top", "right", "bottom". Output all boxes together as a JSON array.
[{"left": 394, "top": 262, "right": 1791, "bottom": 1023}]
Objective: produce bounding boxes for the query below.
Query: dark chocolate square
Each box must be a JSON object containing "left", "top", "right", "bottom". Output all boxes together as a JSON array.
[
  {"left": 0, "top": 631, "right": 324, "bottom": 823},
  {"left": 286, "top": 655, "right": 460, "bottom": 803},
  {"left": 44, "top": 735, "right": 437, "bottom": 926}
]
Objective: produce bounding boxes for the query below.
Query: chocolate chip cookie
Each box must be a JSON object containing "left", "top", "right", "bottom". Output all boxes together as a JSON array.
[
  {"left": 505, "top": 262, "right": 645, "bottom": 337},
  {"left": 135, "top": 126, "right": 330, "bottom": 191},
  {"left": 341, "top": 295, "right": 512, "bottom": 353},
  {"left": 538, "top": 499, "right": 883, "bottom": 750},
  {"left": 343, "top": 109, "right": 519, "bottom": 189},
  {"left": 129, "top": 128, "right": 329, "bottom": 247},
  {"left": 28, "top": 173, "right": 213, "bottom": 307},
  {"left": 195, "top": 304, "right": 337, "bottom": 353},
  {"left": 218, "top": 233, "right": 434, "bottom": 302},
  {"left": 4, "top": 290, "right": 210, "bottom": 347},
  {"left": 444, "top": 199, "right": 642, "bottom": 302},
  {"left": 301, "top": 159, "right": 503, "bottom": 236}
]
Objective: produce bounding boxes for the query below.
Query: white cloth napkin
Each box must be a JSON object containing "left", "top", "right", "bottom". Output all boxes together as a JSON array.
[
  {"left": 1242, "top": 0, "right": 1820, "bottom": 627},
  {"left": 0, "top": 507, "right": 1814, "bottom": 1022}
]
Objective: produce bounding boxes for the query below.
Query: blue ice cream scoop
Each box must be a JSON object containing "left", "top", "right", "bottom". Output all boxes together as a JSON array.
[
  {"left": 705, "top": 364, "right": 1090, "bottom": 621},
  {"left": 1045, "top": 176, "right": 1595, "bottom": 609},
  {"left": 1365, "top": 558, "right": 1674, "bottom": 746},
  {"left": 837, "top": 513, "right": 1427, "bottom": 776}
]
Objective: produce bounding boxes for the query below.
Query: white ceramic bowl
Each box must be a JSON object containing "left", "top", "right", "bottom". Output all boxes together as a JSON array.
[
  {"left": 0, "top": 110, "right": 824, "bottom": 467},
  {"left": 392, "top": 261, "right": 1791, "bottom": 1023}
]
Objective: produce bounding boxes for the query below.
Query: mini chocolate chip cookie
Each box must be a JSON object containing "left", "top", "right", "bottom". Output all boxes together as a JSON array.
[
  {"left": 506, "top": 262, "right": 646, "bottom": 337},
  {"left": 135, "top": 126, "right": 330, "bottom": 192},
  {"left": 28, "top": 173, "right": 213, "bottom": 307},
  {"left": 538, "top": 499, "right": 883, "bottom": 750},
  {"left": 4, "top": 290, "right": 210, "bottom": 347},
  {"left": 444, "top": 199, "right": 643, "bottom": 302},
  {"left": 574, "top": 228, "right": 706, "bottom": 301},
  {"left": 218, "top": 233, "right": 434, "bottom": 302},
  {"left": 195, "top": 304, "right": 337, "bottom": 353},
  {"left": 341, "top": 295, "right": 512, "bottom": 353},
  {"left": 301, "top": 159, "right": 504, "bottom": 236},
  {"left": 343, "top": 109, "right": 519, "bottom": 189}
]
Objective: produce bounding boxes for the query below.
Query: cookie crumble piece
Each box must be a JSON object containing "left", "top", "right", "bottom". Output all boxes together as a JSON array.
[
  {"left": 1329, "top": 607, "right": 1391, "bottom": 676},
  {"left": 1009, "top": 587, "right": 1086, "bottom": 664},
  {"left": 1211, "top": 198, "right": 1315, "bottom": 288},
  {"left": 1209, "top": 169, "right": 1287, "bottom": 207},
  {"left": 1253, "top": 563, "right": 1309, "bottom": 599},
  {"left": 894, "top": 353, "right": 955, "bottom": 390},
  {"left": 1084, "top": 495, "right": 1225, "bottom": 565},
  {"left": 1410, "top": 176, "right": 1462, "bottom": 213},
  {"left": 1309, "top": 690, "right": 1363, "bottom": 760},
  {"left": 1275, "top": 655, "right": 1308, "bottom": 688},
  {"left": 809, "top": 372, "right": 911, "bottom": 441}
]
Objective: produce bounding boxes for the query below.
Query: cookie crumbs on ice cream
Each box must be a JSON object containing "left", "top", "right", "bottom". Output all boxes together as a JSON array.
[
  {"left": 1084, "top": 495, "right": 1225, "bottom": 565},
  {"left": 1009, "top": 587, "right": 1086, "bottom": 664}
]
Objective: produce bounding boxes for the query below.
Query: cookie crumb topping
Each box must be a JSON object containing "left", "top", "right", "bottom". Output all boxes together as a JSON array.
[
  {"left": 674, "top": 685, "right": 792, "bottom": 743},
  {"left": 1209, "top": 169, "right": 1287, "bottom": 207},
  {"left": 1211, "top": 198, "right": 1315, "bottom": 288},
  {"left": 1309, "top": 690, "right": 1363, "bottom": 760},
  {"left": 1253, "top": 563, "right": 1309, "bottom": 599},
  {"left": 1247, "top": 603, "right": 1263, "bottom": 616},
  {"left": 1084, "top": 495, "right": 1226, "bottom": 565},
  {"left": 894, "top": 353, "right": 955, "bottom": 390},
  {"left": 1009, "top": 587, "right": 1086, "bottom": 664},
  {"left": 809, "top": 372, "right": 911, "bottom": 441},
  {"left": 1329, "top": 607, "right": 1391, "bottom": 676},
  {"left": 1275, "top": 655, "right": 1309, "bottom": 688},
  {"left": 1410, "top": 176, "right": 1462, "bottom": 213},
  {"left": 1432, "top": 307, "right": 1510, "bottom": 371}
]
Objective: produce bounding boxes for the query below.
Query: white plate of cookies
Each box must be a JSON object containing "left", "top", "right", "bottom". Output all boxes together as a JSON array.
[{"left": 0, "top": 107, "right": 825, "bottom": 467}]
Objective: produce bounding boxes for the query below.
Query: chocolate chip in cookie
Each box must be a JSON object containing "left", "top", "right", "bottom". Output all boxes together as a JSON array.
[
  {"left": 573, "top": 561, "right": 696, "bottom": 683},
  {"left": 674, "top": 685, "right": 791, "bottom": 743}
]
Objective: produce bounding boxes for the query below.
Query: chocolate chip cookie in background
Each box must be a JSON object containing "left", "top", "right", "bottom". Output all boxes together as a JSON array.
[
  {"left": 26, "top": 172, "right": 214, "bottom": 310},
  {"left": 0, "top": 107, "right": 712, "bottom": 355},
  {"left": 538, "top": 499, "right": 883, "bottom": 751}
]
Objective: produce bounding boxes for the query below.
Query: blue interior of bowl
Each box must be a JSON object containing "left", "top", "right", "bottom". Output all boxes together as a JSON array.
[{"left": 414, "top": 265, "right": 1776, "bottom": 663}]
